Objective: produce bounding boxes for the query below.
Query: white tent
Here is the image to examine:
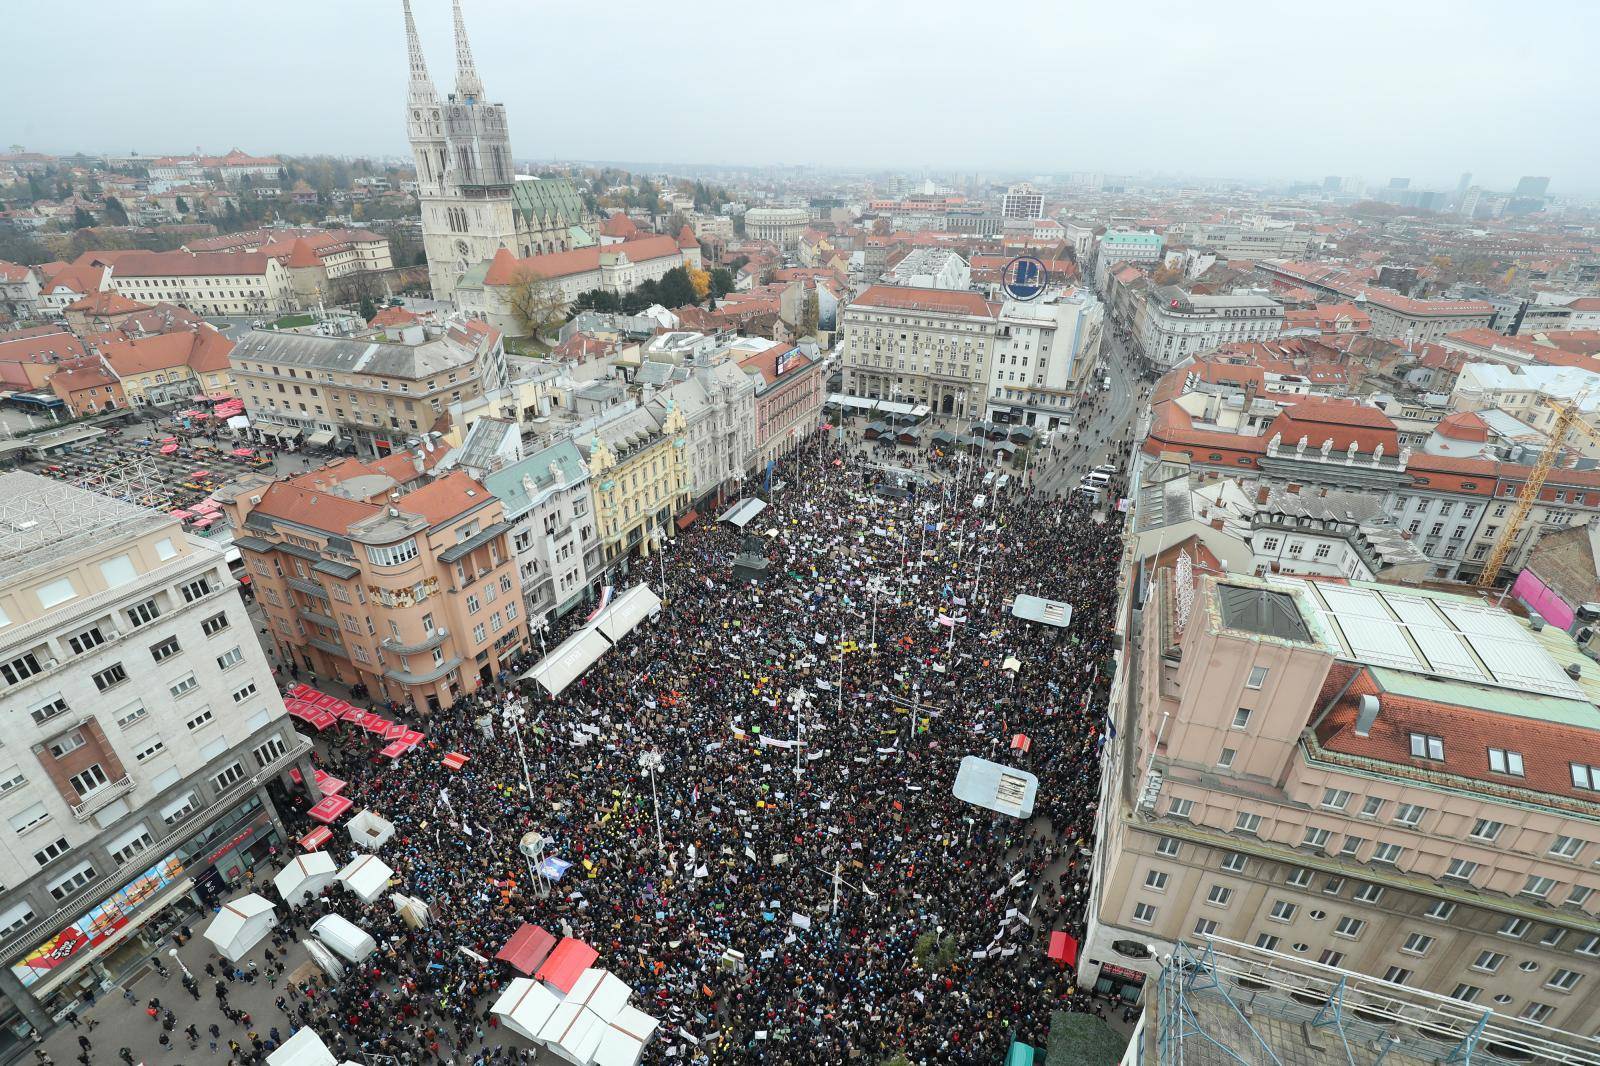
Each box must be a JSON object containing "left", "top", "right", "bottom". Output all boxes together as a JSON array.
[
  {"left": 336, "top": 853, "right": 394, "bottom": 904},
  {"left": 538, "top": 1001, "right": 606, "bottom": 1066},
  {"left": 490, "top": 976, "right": 561, "bottom": 1042},
  {"left": 716, "top": 497, "right": 768, "bottom": 529},
  {"left": 204, "top": 893, "right": 276, "bottom": 961},
  {"left": 302, "top": 938, "right": 346, "bottom": 984},
  {"left": 390, "top": 893, "right": 430, "bottom": 928},
  {"left": 266, "top": 1025, "right": 337, "bottom": 1066},
  {"left": 273, "top": 852, "right": 338, "bottom": 907},
  {"left": 594, "top": 1004, "right": 659, "bottom": 1066},
  {"left": 523, "top": 627, "right": 610, "bottom": 698},
  {"left": 591, "top": 586, "right": 662, "bottom": 645},
  {"left": 310, "top": 914, "right": 377, "bottom": 964},
  {"left": 568, "top": 967, "right": 632, "bottom": 1022},
  {"left": 346, "top": 809, "right": 396, "bottom": 851}
]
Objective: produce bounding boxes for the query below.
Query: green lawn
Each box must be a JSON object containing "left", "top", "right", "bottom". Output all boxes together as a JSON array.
[{"left": 271, "top": 313, "right": 316, "bottom": 329}]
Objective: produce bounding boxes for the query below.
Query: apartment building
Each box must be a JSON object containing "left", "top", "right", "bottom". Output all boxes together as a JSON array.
[
  {"left": 1360, "top": 290, "right": 1496, "bottom": 344},
  {"left": 576, "top": 403, "right": 690, "bottom": 577},
  {"left": 99, "top": 327, "right": 237, "bottom": 407},
  {"left": 225, "top": 464, "right": 525, "bottom": 712},
  {"left": 92, "top": 249, "right": 294, "bottom": 317},
  {"left": 986, "top": 288, "right": 1104, "bottom": 429},
  {"left": 840, "top": 285, "right": 1000, "bottom": 419},
  {"left": 1093, "top": 231, "right": 1164, "bottom": 291},
  {"left": 230, "top": 319, "right": 507, "bottom": 455},
  {"left": 1000, "top": 183, "right": 1044, "bottom": 221},
  {"left": 0, "top": 474, "right": 310, "bottom": 1041},
  {"left": 645, "top": 349, "right": 758, "bottom": 511},
  {"left": 1134, "top": 288, "right": 1284, "bottom": 369},
  {"left": 743, "top": 207, "right": 809, "bottom": 251},
  {"left": 1171, "top": 223, "right": 1314, "bottom": 260},
  {"left": 482, "top": 440, "right": 601, "bottom": 632},
  {"left": 1085, "top": 572, "right": 1600, "bottom": 1034},
  {"left": 737, "top": 340, "right": 825, "bottom": 468}
]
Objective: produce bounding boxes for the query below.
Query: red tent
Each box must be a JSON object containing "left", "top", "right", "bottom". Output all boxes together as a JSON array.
[
  {"left": 318, "top": 773, "right": 347, "bottom": 797},
  {"left": 400, "top": 729, "right": 425, "bottom": 750},
  {"left": 288, "top": 683, "right": 316, "bottom": 700},
  {"left": 363, "top": 717, "right": 392, "bottom": 735},
  {"left": 299, "top": 826, "right": 332, "bottom": 851},
  {"left": 307, "top": 795, "right": 353, "bottom": 824},
  {"left": 442, "top": 752, "right": 469, "bottom": 771},
  {"left": 536, "top": 937, "right": 598, "bottom": 994},
  {"left": 307, "top": 710, "right": 339, "bottom": 731},
  {"left": 1010, "top": 733, "right": 1032, "bottom": 753},
  {"left": 1047, "top": 931, "right": 1079, "bottom": 968},
  {"left": 384, "top": 722, "right": 408, "bottom": 741},
  {"left": 496, "top": 924, "right": 557, "bottom": 975},
  {"left": 379, "top": 740, "right": 409, "bottom": 759}
]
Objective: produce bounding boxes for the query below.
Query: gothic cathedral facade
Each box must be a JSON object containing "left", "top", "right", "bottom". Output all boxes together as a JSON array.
[{"left": 403, "top": 0, "right": 591, "bottom": 301}]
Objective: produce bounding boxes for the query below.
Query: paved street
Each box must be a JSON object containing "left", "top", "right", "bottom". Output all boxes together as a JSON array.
[{"left": 1032, "top": 329, "right": 1151, "bottom": 499}]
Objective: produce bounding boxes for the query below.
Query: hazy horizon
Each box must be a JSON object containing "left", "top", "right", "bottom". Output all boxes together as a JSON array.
[{"left": 3, "top": 0, "right": 1595, "bottom": 195}]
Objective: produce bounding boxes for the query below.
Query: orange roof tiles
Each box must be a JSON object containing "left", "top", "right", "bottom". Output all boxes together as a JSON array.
[
  {"left": 398, "top": 470, "right": 495, "bottom": 526},
  {"left": 1264, "top": 398, "right": 1399, "bottom": 455},
  {"left": 851, "top": 284, "right": 997, "bottom": 318},
  {"left": 1434, "top": 410, "right": 1489, "bottom": 442},
  {"left": 600, "top": 212, "right": 639, "bottom": 239},
  {"left": 65, "top": 290, "right": 146, "bottom": 316},
  {"left": 485, "top": 236, "right": 680, "bottom": 286},
  {"left": 369, "top": 305, "right": 422, "bottom": 329}
]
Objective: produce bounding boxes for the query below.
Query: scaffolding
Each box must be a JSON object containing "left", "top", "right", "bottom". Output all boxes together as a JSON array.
[
  {"left": 1153, "top": 937, "right": 1600, "bottom": 1066},
  {"left": 0, "top": 465, "right": 168, "bottom": 567}
]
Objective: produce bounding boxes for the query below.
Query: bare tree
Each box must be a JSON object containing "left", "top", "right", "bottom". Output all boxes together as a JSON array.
[{"left": 506, "top": 268, "right": 566, "bottom": 339}]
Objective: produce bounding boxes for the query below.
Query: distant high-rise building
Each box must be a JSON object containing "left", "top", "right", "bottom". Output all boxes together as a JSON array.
[
  {"left": 1322, "top": 176, "right": 1340, "bottom": 191},
  {"left": 1458, "top": 185, "right": 1483, "bottom": 218},
  {"left": 1387, "top": 177, "right": 1410, "bottom": 190},
  {"left": 1515, "top": 176, "right": 1551, "bottom": 198},
  {"left": 1001, "top": 183, "right": 1044, "bottom": 221}
]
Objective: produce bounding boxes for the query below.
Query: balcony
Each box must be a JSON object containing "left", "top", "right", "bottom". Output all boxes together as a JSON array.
[
  {"left": 380, "top": 627, "right": 449, "bottom": 655},
  {"left": 70, "top": 774, "right": 134, "bottom": 822},
  {"left": 285, "top": 576, "right": 329, "bottom": 599},
  {"left": 383, "top": 657, "right": 462, "bottom": 687},
  {"left": 298, "top": 605, "right": 339, "bottom": 629}
]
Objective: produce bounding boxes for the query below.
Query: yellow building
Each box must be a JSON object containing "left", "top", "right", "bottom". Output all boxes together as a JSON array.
[
  {"left": 579, "top": 401, "right": 689, "bottom": 570},
  {"left": 99, "top": 327, "right": 236, "bottom": 407}
]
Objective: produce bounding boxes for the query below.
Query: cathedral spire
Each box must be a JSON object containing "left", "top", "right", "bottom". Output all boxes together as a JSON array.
[
  {"left": 452, "top": 0, "right": 485, "bottom": 102},
  {"left": 402, "top": 0, "right": 438, "bottom": 104}
]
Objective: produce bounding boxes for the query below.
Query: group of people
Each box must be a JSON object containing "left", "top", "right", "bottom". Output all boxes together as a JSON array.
[{"left": 262, "top": 436, "right": 1128, "bottom": 1064}]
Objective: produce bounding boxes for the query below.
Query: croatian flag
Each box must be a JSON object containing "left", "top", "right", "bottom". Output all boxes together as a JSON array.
[{"left": 585, "top": 585, "right": 615, "bottom": 624}]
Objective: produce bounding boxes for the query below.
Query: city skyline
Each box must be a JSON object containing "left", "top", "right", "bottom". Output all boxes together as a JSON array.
[{"left": 2, "top": 0, "right": 1596, "bottom": 194}]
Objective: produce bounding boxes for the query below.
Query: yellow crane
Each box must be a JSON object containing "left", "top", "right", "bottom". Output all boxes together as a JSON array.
[{"left": 1476, "top": 396, "right": 1597, "bottom": 588}]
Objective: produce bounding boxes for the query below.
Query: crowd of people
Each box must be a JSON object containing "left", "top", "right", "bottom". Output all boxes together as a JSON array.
[{"left": 262, "top": 437, "right": 1128, "bottom": 1065}]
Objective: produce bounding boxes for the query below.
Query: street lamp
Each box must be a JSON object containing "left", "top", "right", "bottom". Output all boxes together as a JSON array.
[
  {"left": 167, "top": 947, "right": 192, "bottom": 980},
  {"left": 638, "top": 751, "right": 665, "bottom": 855}
]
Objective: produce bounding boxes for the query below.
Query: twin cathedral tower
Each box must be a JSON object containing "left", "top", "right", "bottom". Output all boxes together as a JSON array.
[{"left": 402, "top": 0, "right": 590, "bottom": 299}]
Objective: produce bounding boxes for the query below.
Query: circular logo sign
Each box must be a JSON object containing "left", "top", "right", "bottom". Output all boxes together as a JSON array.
[{"left": 1002, "top": 256, "right": 1048, "bottom": 301}]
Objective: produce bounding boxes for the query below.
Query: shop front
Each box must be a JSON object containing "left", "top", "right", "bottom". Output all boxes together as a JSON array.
[{"left": 1093, "top": 961, "right": 1149, "bottom": 1003}]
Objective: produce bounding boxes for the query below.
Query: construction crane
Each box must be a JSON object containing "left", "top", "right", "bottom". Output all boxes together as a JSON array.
[{"left": 1476, "top": 395, "right": 1596, "bottom": 588}]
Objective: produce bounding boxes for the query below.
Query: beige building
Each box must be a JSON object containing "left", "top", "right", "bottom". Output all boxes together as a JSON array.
[
  {"left": 223, "top": 461, "right": 525, "bottom": 712},
  {"left": 0, "top": 474, "right": 310, "bottom": 1041},
  {"left": 839, "top": 284, "right": 1000, "bottom": 418},
  {"left": 88, "top": 249, "right": 295, "bottom": 318},
  {"left": 577, "top": 402, "right": 690, "bottom": 576},
  {"left": 743, "top": 207, "right": 809, "bottom": 251},
  {"left": 230, "top": 318, "right": 507, "bottom": 455},
  {"left": 1085, "top": 569, "right": 1600, "bottom": 1034}
]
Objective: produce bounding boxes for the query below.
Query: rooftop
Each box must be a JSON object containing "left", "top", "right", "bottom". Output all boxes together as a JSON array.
[
  {"left": 1215, "top": 583, "right": 1314, "bottom": 643},
  {"left": 0, "top": 470, "right": 171, "bottom": 575}
]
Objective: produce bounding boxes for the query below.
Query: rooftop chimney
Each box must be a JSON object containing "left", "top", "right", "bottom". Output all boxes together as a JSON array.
[
  {"left": 1353, "top": 694, "right": 1381, "bottom": 737},
  {"left": 1256, "top": 486, "right": 1270, "bottom": 505},
  {"left": 1565, "top": 663, "right": 1582, "bottom": 680}
]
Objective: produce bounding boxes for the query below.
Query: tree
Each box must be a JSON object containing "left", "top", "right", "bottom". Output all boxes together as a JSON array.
[
  {"left": 331, "top": 271, "right": 381, "bottom": 308},
  {"left": 570, "top": 289, "right": 623, "bottom": 315},
  {"left": 359, "top": 294, "right": 378, "bottom": 322},
  {"left": 72, "top": 206, "right": 95, "bottom": 230},
  {"left": 709, "top": 267, "right": 735, "bottom": 298},
  {"left": 797, "top": 285, "right": 820, "bottom": 337},
  {"left": 506, "top": 268, "right": 566, "bottom": 338},
  {"left": 656, "top": 266, "right": 697, "bottom": 309},
  {"left": 103, "top": 196, "right": 129, "bottom": 226},
  {"left": 686, "top": 266, "right": 711, "bottom": 301},
  {"left": 174, "top": 196, "right": 190, "bottom": 215},
  {"left": 0, "top": 226, "right": 49, "bottom": 265}
]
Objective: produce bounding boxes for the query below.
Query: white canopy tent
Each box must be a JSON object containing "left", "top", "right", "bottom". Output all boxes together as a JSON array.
[
  {"left": 311, "top": 914, "right": 377, "bottom": 963},
  {"left": 302, "top": 937, "right": 346, "bottom": 984},
  {"left": 591, "top": 586, "right": 662, "bottom": 645},
  {"left": 336, "top": 853, "right": 394, "bottom": 904},
  {"left": 568, "top": 967, "right": 632, "bottom": 1022},
  {"left": 716, "top": 497, "right": 768, "bottom": 529},
  {"left": 538, "top": 1001, "right": 607, "bottom": 1065},
  {"left": 266, "top": 1025, "right": 337, "bottom": 1066},
  {"left": 523, "top": 627, "right": 611, "bottom": 698},
  {"left": 273, "top": 852, "right": 338, "bottom": 908},
  {"left": 594, "top": 1004, "right": 660, "bottom": 1066},
  {"left": 490, "top": 976, "right": 562, "bottom": 1042},
  {"left": 204, "top": 893, "right": 276, "bottom": 961},
  {"left": 347, "top": 809, "right": 396, "bottom": 851}
]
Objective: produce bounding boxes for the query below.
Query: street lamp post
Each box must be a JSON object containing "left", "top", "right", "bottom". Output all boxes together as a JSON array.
[
  {"left": 639, "top": 751, "right": 665, "bottom": 855},
  {"left": 168, "top": 948, "right": 191, "bottom": 981}
]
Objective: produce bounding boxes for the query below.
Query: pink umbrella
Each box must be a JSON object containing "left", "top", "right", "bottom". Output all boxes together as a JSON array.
[{"left": 160, "top": 444, "right": 178, "bottom": 455}]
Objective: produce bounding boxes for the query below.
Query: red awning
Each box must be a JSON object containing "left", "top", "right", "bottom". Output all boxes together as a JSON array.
[
  {"left": 307, "top": 710, "right": 339, "bottom": 731},
  {"left": 496, "top": 923, "right": 557, "bottom": 975},
  {"left": 379, "top": 740, "right": 409, "bottom": 759},
  {"left": 442, "top": 752, "right": 468, "bottom": 771},
  {"left": 307, "top": 795, "right": 353, "bottom": 824},
  {"left": 338, "top": 706, "right": 369, "bottom": 723},
  {"left": 384, "top": 722, "right": 408, "bottom": 741},
  {"left": 676, "top": 510, "right": 699, "bottom": 531},
  {"left": 1047, "top": 931, "right": 1079, "bottom": 967},
  {"left": 535, "top": 937, "right": 598, "bottom": 994},
  {"left": 318, "top": 774, "right": 347, "bottom": 796},
  {"left": 298, "top": 826, "right": 332, "bottom": 851},
  {"left": 288, "top": 683, "right": 316, "bottom": 700},
  {"left": 363, "top": 717, "right": 392, "bottom": 735},
  {"left": 312, "top": 693, "right": 341, "bottom": 709}
]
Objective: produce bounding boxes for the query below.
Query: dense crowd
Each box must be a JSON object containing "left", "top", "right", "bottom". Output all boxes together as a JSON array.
[{"left": 265, "top": 439, "right": 1127, "bottom": 1065}]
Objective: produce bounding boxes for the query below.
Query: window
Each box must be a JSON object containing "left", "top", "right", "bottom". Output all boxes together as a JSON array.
[
  {"left": 1318, "top": 950, "right": 1344, "bottom": 968},
  {"left": 1499, "top": 916, "right": 1530, "bottom": 938},
  {"left": 1352, "top": 883, "right": 1384, "bottom": 904},
  {"left": 1339, "top": 836, "right": 1366, "bottom": 858},
  {"left": 1269, "top": 901, "right": 1297, "bottom": 922},
  {"left": 153, "top": 537, "right": 177, "bottom": 560},
  {"left": 0, "top": 902, "right": 35, "bottom": 938},
  {"left": 48, "top": 861, "right": 97, "bottom": 901},
  {"left": 201, "top": 612, "right": 229, "bottom": 636},
  {"left": 1451, "top": 984, "right": 1482, "bottom": 1004},
  {"left": 67, "top": 626, "right": 107, "bottom": 655},
  {"left": 1145, "top": 870, "right": 1169, "bottom": 890},
  {"left": 1469, "top": 819, "right": 1504, "bottom": 842},
  {"left": 33, "top": 837, "right": 70, "bottom": 867},
  {"left": 28, "top": 693, "right": 69, "bottom": 726},
  {"left": 1322, "top": 788, "right": 1352, "bottom": 810},
  {"left": 1132, "top": 903, "right": 1156, "bottom": 924},
  {"left": 1246, "top": 666, "right": 1269, "bottom": 689},
  {"left": 212, "top": 762, "right": 246, "bottom": 791},
  {"left": 1372, "top": 843, "right": 1404, "bottom": 865},
  {"left": 1519, "top": 1003, "right": 1555, "bottom": 1023},
  {"left": 1409, "top": 733, "right": 1444, "bottom": 759},
  {"left": 92, "top": 663, "right": 128, "bottom": 691},
  {"left": 253, "top": 734, "right": 288, "bottom": 768},
  {"left": 1231, "top": 708, "right": 1251, "bottom": 729},
  {"left": 1334, "top": 916, "right": 1365, "bottom": 939},
  {"left": 126, "top": 599, "right": 161, "bottom": 627},
  {"left": 132, "top": 740, "right": 165, "bottom": 763},
  {"left": 230, "top": 681, "right": 258, "bottom": 704},
  {"left": 1569, "top": 886, "right": 1594, "bottom": 907},
  {"left": 1220, "top": 852, "right": 1248, "bottom": 873},
  {"left": 1234, "top": 812, "right": 1262, "bottom": 834},
  {"left": 1549, "top": 835, "right": 1585, "bottom": 859},
  {"left": 1540, "top": 928, "right": 1567, "bottom": 948},
  {"left": 48, "top": 731, "right": 86, "bottom": 758},
  {"left": 9, "top": 802, "right": 49, "bottom": 833},
  {"left": 1445, "top": 859, "right": 1479, "bottom": 882},
  {"left": 1168, "top": 797, "right": 1193, "bottom": 819},
  {"left": 1286, "top": 868, "right": 1313, "bottom": 888},
  {"left": 1578, "top": 935, "right": 1600, "bottom": 956},
  {"left": 1548, "top": 969, "right": 1583, "bottom": 993},
  {"left": 216, "top": 646, "right": 243, "bottom": 671},
  {"left": 1193, "top": 918, "right": 1218, "bottom": 938},
  {"left": 169, "top": 674, "right": 198, "bottom": 698},
  {"left": 366, "top": 539, "right": 419, "bottom": 566},
  {"left": 109, "top": 827, "right": 154, "bottom": 866},
  {"left": 1302, "top": 827, "right": 1331, "bottom": 850},
  {"left": 179, "top": 576, "right": 213, "bottom": 602},
  {"left": 1217, "top": 747, "right": 1236, "bottom": 769},
  {"left": 149, "top": 636, "right": 180, "bottom": 662},
  {"left": 1488, "top": 748, "right": 1525, "bottom": 776},
  {"left": 1571, "top": 763, "right": 1600, "bottom": 791},
  {"left": 68, "top": 764, "right": 108, "bottom": 795},
  {"left": 0, "top": 765, "right": 24, "bottom": 794},
  {"left": 467, "top": 594, "right": 481, "bottom": 614},
  {"left": 1156, "top": 837, "right": 1181, "bottom": 858},
  {"left": 1522, "top": 875, "right": 1556, "bottom": 899},
  {"left": 185, "top": 708, "right": 214, "bottom": 731},
  {"left": 473, "top": 623, "right": 486, "bottom": 644},
  {"left": 1393, "top": 803, "right": 1426, "bottom": 827},
  {"left": 161, "top": 792, "right": 199, "bottom": 825},
  {"left": 1358, "top": 797, "right": 1384, "bottom": 819},
  {"left": 1207, "top": 885, "right": 1233, "bottom": 906},
  {"left": 36, "top": 577, "right": 77, "bottom": 608},
  {"left": 1401, "top": 933, "right": 1434, "bottom": 956},
  {"left": 1255, "top": 933, "right": 1280, "bottom": 951}
]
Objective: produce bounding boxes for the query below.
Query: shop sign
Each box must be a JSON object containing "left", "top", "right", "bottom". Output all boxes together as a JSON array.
[
  {"left": 1100, "top": 963, "right": 1147, "bottom": 984},
  {"left": 12, "top": 853, "right": 186, "bottom": 987}
]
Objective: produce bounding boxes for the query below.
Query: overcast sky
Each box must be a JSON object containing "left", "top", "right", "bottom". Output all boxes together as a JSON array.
[{"left": 4, "top": 0, "right": 1595, "bottom": 194}]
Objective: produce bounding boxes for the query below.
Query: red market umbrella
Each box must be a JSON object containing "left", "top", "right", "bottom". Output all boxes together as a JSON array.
[
  {"left": 363, "top": 717, "right": 392, "bottom": 735},
  {"left": 299, "top": 826, "right": 333, "bottom": 851},
  {"left": 1011, "top": 734, "right": 1032, "bottom": 753},
  {"left": 160, "top": 444, "right": 178, "bottom": 455},
  {"left": 1047, "top": 931, "right": 1079, "bottom": 968},
  {"left": 307, "top": 710, "right": 339, "bottom": 731},
  {"left": 379, "top": 740, "right": 410, "bottom": 759},
  {"left": 441, "top": 752, "right": 468, "bottom": 771},
  {"left": 307, "top": 795, "right": 353, "bottom": 824}
]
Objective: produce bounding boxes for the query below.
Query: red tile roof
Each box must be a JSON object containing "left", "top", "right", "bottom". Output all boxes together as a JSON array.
[
  {"left": 1263, "top": 399, "right": 1399, "bottom": 455},
  {"left": 65, "top": 290, "right": 146, "bottom": 316},
  {"left": 78, "top": 248, "right": 274, "bottom": 278},
  {"left": 0, "top": 328, "right": 86, "bottom": 365},
  {"left": 484, "top": 236, "right": 680, "bottom": 286},
  {"left": 600, "top": 212, "right": 638, "bottom": 239},
  {"left": 1434, "top": 410, "right": 1489, "bottom": 442},
  {"left": 0, "top": 260, "right": 30, "bottom": 283},
  {"left": 850, "top": 285, "right": 998, "bottom": 318},
  {"left": 368, "top": 305, "right": 421, "bottom": 329},
  {"left": 400, "top": 470, "right": 495, "bottom": 526}
]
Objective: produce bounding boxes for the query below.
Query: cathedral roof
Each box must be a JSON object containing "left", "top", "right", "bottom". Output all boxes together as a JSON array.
[
  {"left": 678, "top": 224, "right": 699, "bottom": 249},
  {"left": 601, "top": 212, "right": 639, "bottom": 238}
]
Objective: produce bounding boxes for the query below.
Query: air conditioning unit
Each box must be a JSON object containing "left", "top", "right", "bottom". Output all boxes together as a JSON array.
[{"left": 41, "top": 659, "right": 59, "bottom": 670}]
